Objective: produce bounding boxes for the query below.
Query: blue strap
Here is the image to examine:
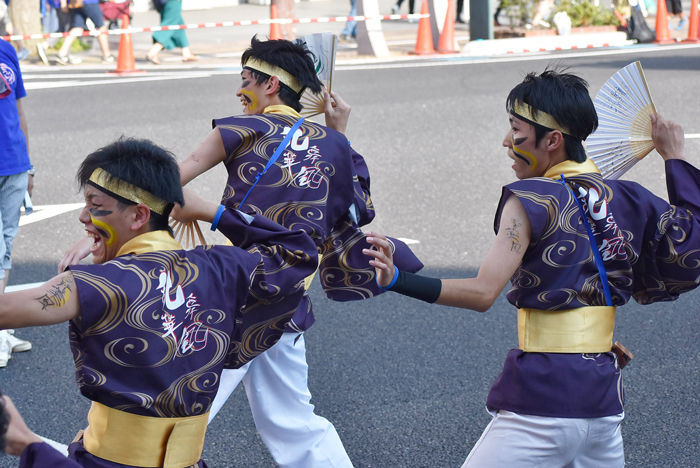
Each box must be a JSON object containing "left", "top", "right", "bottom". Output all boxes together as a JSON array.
[
  {"left": 239, "top": 118, "right": 305, "bottom": 209},
  {"left": 558, "top": 175, "right": 613, "bottom": 307},
  {"left": 378, "top": 266, "right": 400, "bottom": 290},
  {"left": 210, "top": 205, "right": 225, "bottom": 231}
]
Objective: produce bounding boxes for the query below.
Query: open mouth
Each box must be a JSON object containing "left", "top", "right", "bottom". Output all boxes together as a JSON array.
[{"left": 87, "top": 231, "right": 102, "bottom": 252}]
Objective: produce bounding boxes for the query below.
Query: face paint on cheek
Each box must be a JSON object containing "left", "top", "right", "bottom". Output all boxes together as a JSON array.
[
  {"left": 240, "top": 90, "right": 258, "bottom": 112},
  {"left": 511, "top": 136, "right": 538, "bottom": 169},
  {"left": 89, "top": 214, "right": 118, "bottom": 246},
  {"left": 89, "top": 208, "right": 113, "bottom": 217}
]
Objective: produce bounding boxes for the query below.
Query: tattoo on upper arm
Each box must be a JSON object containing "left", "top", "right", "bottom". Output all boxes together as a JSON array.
[
  {"left": 191, "top": 153, "right": 200, "bottom": 163},
  {"left": 35, "top": 276, "right": 73, "bottom": 310},
  {"left": 505, "top": 218, "right": 522, "bottom": 254}
]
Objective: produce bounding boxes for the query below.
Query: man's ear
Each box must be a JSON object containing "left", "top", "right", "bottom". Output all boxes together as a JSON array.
[
  {"left": 265, "top": 76, "right": 281, "bottom": 96},
  {"left": 545, "top": 130, "right": 565, "bottom": 152},
  {"left": 131, "top": 204, "right": 152, "bottom": 231}
]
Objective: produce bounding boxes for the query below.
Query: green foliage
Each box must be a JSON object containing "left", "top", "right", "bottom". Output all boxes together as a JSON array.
[
  {"left": 498, "top": 0, "right": 538, "bottom": 28},
  {"left": 49, "top": 37, "right": 92, "bottom": 53},
  {"left": 548, "top": 0, "right": 621, "bottom": 27}
]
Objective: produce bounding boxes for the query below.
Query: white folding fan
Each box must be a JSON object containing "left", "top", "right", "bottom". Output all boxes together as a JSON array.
[
  {"left": 169, "top": 219, "right": 207, "bottom": 250},
  {"left": 298, "top": 32, "right": 338, "bottom": 118},
  {"left": 586, "top": 61, "right": 657, "bottom": 180}
]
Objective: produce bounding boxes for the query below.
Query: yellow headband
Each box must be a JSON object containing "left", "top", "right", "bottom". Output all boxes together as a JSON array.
[
  {"left": 244, "top": 57, "right": 304, "bottom": 94},
  {"left": 513, "top": 101, "right": 571, "bottom": 136},
  {"left": 88, "top": 168, "right": 169, "bottom": 216}
]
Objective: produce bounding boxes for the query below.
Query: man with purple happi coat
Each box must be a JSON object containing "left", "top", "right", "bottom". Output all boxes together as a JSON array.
[
  {"left": 364, "top": 69, "right": 700, "bottom": 467},
  {"left": 0, "top": 137, "right": 319, "bottom": 467},
  {"left": 177, "top": 36, "right": 423, "bottom": 468}
]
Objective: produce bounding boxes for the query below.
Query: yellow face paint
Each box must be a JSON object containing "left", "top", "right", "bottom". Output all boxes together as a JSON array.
[
  {"left": 240, "top": 90, "right": 258, "bottom": 113},
  {"left": 512, "top": 136, "right": 538, "bottom": 170},
  {"left": 90, "top": 214, "right": 118, "bottom": 246}
]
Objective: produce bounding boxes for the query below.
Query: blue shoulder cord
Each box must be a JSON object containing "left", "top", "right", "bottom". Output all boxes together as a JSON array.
[
  {"left": 239, "top": 117, "right": 305, "bottom": 208},
  {"left": 558, "top": 175, "right": 614, "bottom": 307}
]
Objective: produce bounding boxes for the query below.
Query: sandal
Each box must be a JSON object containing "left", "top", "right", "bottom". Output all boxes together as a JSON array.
[{"left": 146, "top": 55, "right": 161, "bottom": 65}]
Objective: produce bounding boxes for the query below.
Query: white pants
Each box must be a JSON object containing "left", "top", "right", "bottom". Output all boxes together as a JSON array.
[
  {"left": 462, "top": 410, "right": 624, "bottom": 468},
  {"left": 210, "top": 333, "right": 353, "bottom": 468}
]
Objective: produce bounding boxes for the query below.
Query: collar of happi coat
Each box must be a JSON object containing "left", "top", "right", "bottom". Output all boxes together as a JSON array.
[
  {"left": 543, "top": 158, "right": 601, "bottom": 180},
  {"left": 116, "top": 230, "right": 183, "bottom": 257},
  {"left": 263, "top": 105, "right": 302, "bottom": 118}
]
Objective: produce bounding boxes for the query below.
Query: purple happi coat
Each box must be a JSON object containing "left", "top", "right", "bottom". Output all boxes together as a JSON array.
[
  {"left": 57, "top": 209, "right": 317, "bottom": 467},
  {"left": 487, "top": 159, "right": 700, "bottom": 418},
  {"left": 215, "top": 106, "right": 423, "bottom": 331}
]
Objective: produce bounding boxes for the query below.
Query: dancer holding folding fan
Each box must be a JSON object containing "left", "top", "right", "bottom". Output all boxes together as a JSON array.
[
  {"left": 175, "top": 35, "right": 423, "bottom": 468},
  {"left": 363, "top": 67, "right": 699, "bottom": 467}
]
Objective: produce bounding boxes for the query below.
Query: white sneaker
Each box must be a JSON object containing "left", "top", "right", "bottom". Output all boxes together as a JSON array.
[
  {"left": 0, "top": 331, "right": 10, "bottom": 368},
  {"left": 6, "top": 330, "right": 31, "bottom": 352},
  {"left": 391, "top": 4, "right": 399, "bottom": 15}
]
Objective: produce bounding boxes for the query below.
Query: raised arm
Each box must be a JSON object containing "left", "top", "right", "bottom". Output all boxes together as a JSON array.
[
  {"left": 364, "top": 195, "right": 530, "bottom": 312},
  {"left": 179, "top": 128, "right": 227, "bottom": 186},
  {"left": 0, "top": 272, "right": 80, "bottom": 329}
]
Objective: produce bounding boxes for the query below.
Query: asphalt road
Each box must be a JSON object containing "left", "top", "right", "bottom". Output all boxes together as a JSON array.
[{"left": 1, "top": 45, "right": 700, "bottom": 467}]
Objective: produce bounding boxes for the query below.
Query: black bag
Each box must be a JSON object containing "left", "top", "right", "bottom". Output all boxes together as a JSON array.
[
  {"left": 154, "top": 0, "right": 168, "bottom": 12},
  {"left": 627, "top": 5, "right": 655, "bottom": 43}
]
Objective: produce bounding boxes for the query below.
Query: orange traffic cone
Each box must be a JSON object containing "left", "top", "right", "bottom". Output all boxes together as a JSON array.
[
  {"left": 438, "top": 0, "right": 458, "bottom": 53},
  {"left": 411, "top": 0, "right": 436, "bottom": 55},
  {"left": 683, "top": 0, "right": 699, "bottom": 43},
  {"left": 270, "top": 4, "right": 283, "bottom": 40},
  {"left": 654, "top": 0, "right": 674, "bottom": 44},
  {"left": 110, "top": 14, "right": 144, "bottom": 75}
]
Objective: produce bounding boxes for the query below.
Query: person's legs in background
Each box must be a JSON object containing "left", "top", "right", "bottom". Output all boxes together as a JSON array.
[
  {"left": 0, "top": 173, "right": 32, "bottom": 368},
  {"left": 339, "top": 0, "right": 356, "bottom": 42}
]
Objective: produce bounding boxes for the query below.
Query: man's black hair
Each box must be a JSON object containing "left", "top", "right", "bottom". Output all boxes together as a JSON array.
[
  {"left": 0, "top": 389, "right": 8, "bottom": 454},
  {"left": 241, "top": 35, "right": 323, "bottom": 112},
  {"left": 506, "top": 67, "right": 598, "bottom": 163},
  {"left": 77, "top": 137, "right": 185, "bottom": 233}
]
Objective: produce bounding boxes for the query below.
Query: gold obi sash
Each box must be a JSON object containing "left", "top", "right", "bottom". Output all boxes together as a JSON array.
[
  {"left": 518, "top": 306, "right": 616, "bottom": 353},
  {"left": 83, "top": 402, "right": 208, "bottom": 468}
]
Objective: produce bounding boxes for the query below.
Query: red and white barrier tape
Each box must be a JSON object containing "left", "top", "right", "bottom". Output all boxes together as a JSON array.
[{"left": 1, "top": 13, "right": 429, "bottom": 42}]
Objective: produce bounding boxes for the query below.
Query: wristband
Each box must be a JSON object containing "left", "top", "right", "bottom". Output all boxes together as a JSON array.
[
  {"left": 389, "top": 270, "right": 442, "bottom": 304},
  {"left": 378, "top": 267, "right": 400, "bottom": 290},
  {"left": 210, "top": 205, "right": 225, "bottom": 231}
]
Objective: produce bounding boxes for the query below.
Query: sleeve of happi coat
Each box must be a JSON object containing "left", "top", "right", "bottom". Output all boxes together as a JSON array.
[
  {"left": 349, "top": 147, "right": 375, "bottom": 227},
  {"left": 214, "top": 208, "right": 318, "bottom": 368},
  {"left": 318, "top": 218, "right": 424, "bottom": 302},
  {"left": 19, "top": 443, "right": 82, "bottom": 468},
  {"left": 633, "top": 159, "right": 700, "bottom": 304}
]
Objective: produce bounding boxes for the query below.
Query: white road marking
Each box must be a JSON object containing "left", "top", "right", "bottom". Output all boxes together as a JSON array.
[
  {"left": 22, "top": 43, "right": 700, "bottom": 88},
  {"left": 39, "top": 435, "right": 70, "bottom": 456},
  {"left": 5, "top": 282, "right": 45, "bottom": 292},
  {"left": 686, "top": 134, "right": 700, "bottom": 139},
  {"left": 19, "top": 203, "right": 84, "bottom": 227},
  {"left": 24, "top": 73, "right": 212, "bottom": 90},
  {"left": 397, "top": 238, "right": 420, "bottom": 245}
]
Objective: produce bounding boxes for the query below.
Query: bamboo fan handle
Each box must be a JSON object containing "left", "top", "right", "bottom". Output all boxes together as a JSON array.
[{"left": 169, "top": 219, "right": 207, "bottom": 249}]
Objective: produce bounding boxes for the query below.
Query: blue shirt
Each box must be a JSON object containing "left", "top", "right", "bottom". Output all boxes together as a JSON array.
[{"left": 0, "top": 39, "right": 29, "bottom": 176}]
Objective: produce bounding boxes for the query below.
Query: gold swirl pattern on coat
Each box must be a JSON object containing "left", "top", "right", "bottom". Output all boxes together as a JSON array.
[
  {"left": 318, "top": 220, "right": 376, "bottom": 299},
  {"left": 77, "top": 365, "right": 108, "bottom": 387},
  {"left": 509, "top": 188, "right": 561, "bottom": 241},
  {"left": 542, "top": 240, "right": 592, "bottom": 268},
  {"left": 71, "top": 271, "right": 128, "bottom": 337},
  {"left": 534, "top": 288, "right": 578, "bottom": 310},
  {"left": 227, "top": 313, "right": 293, "bottom": 368},
  {"left": 218, "top": 124, "right": 259, "bottom": 163},
  {"left": 510, "top": 267, "right": 541, "bottom": 289},
  {"left": 111, "top": 392, "right": 155, "bottom": 412},
  {"left": 153, "top": 327, "right": 229, "bottom": 417},
  {"left": 353, "top": 175, "right": 373, "bottom": 212}
]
